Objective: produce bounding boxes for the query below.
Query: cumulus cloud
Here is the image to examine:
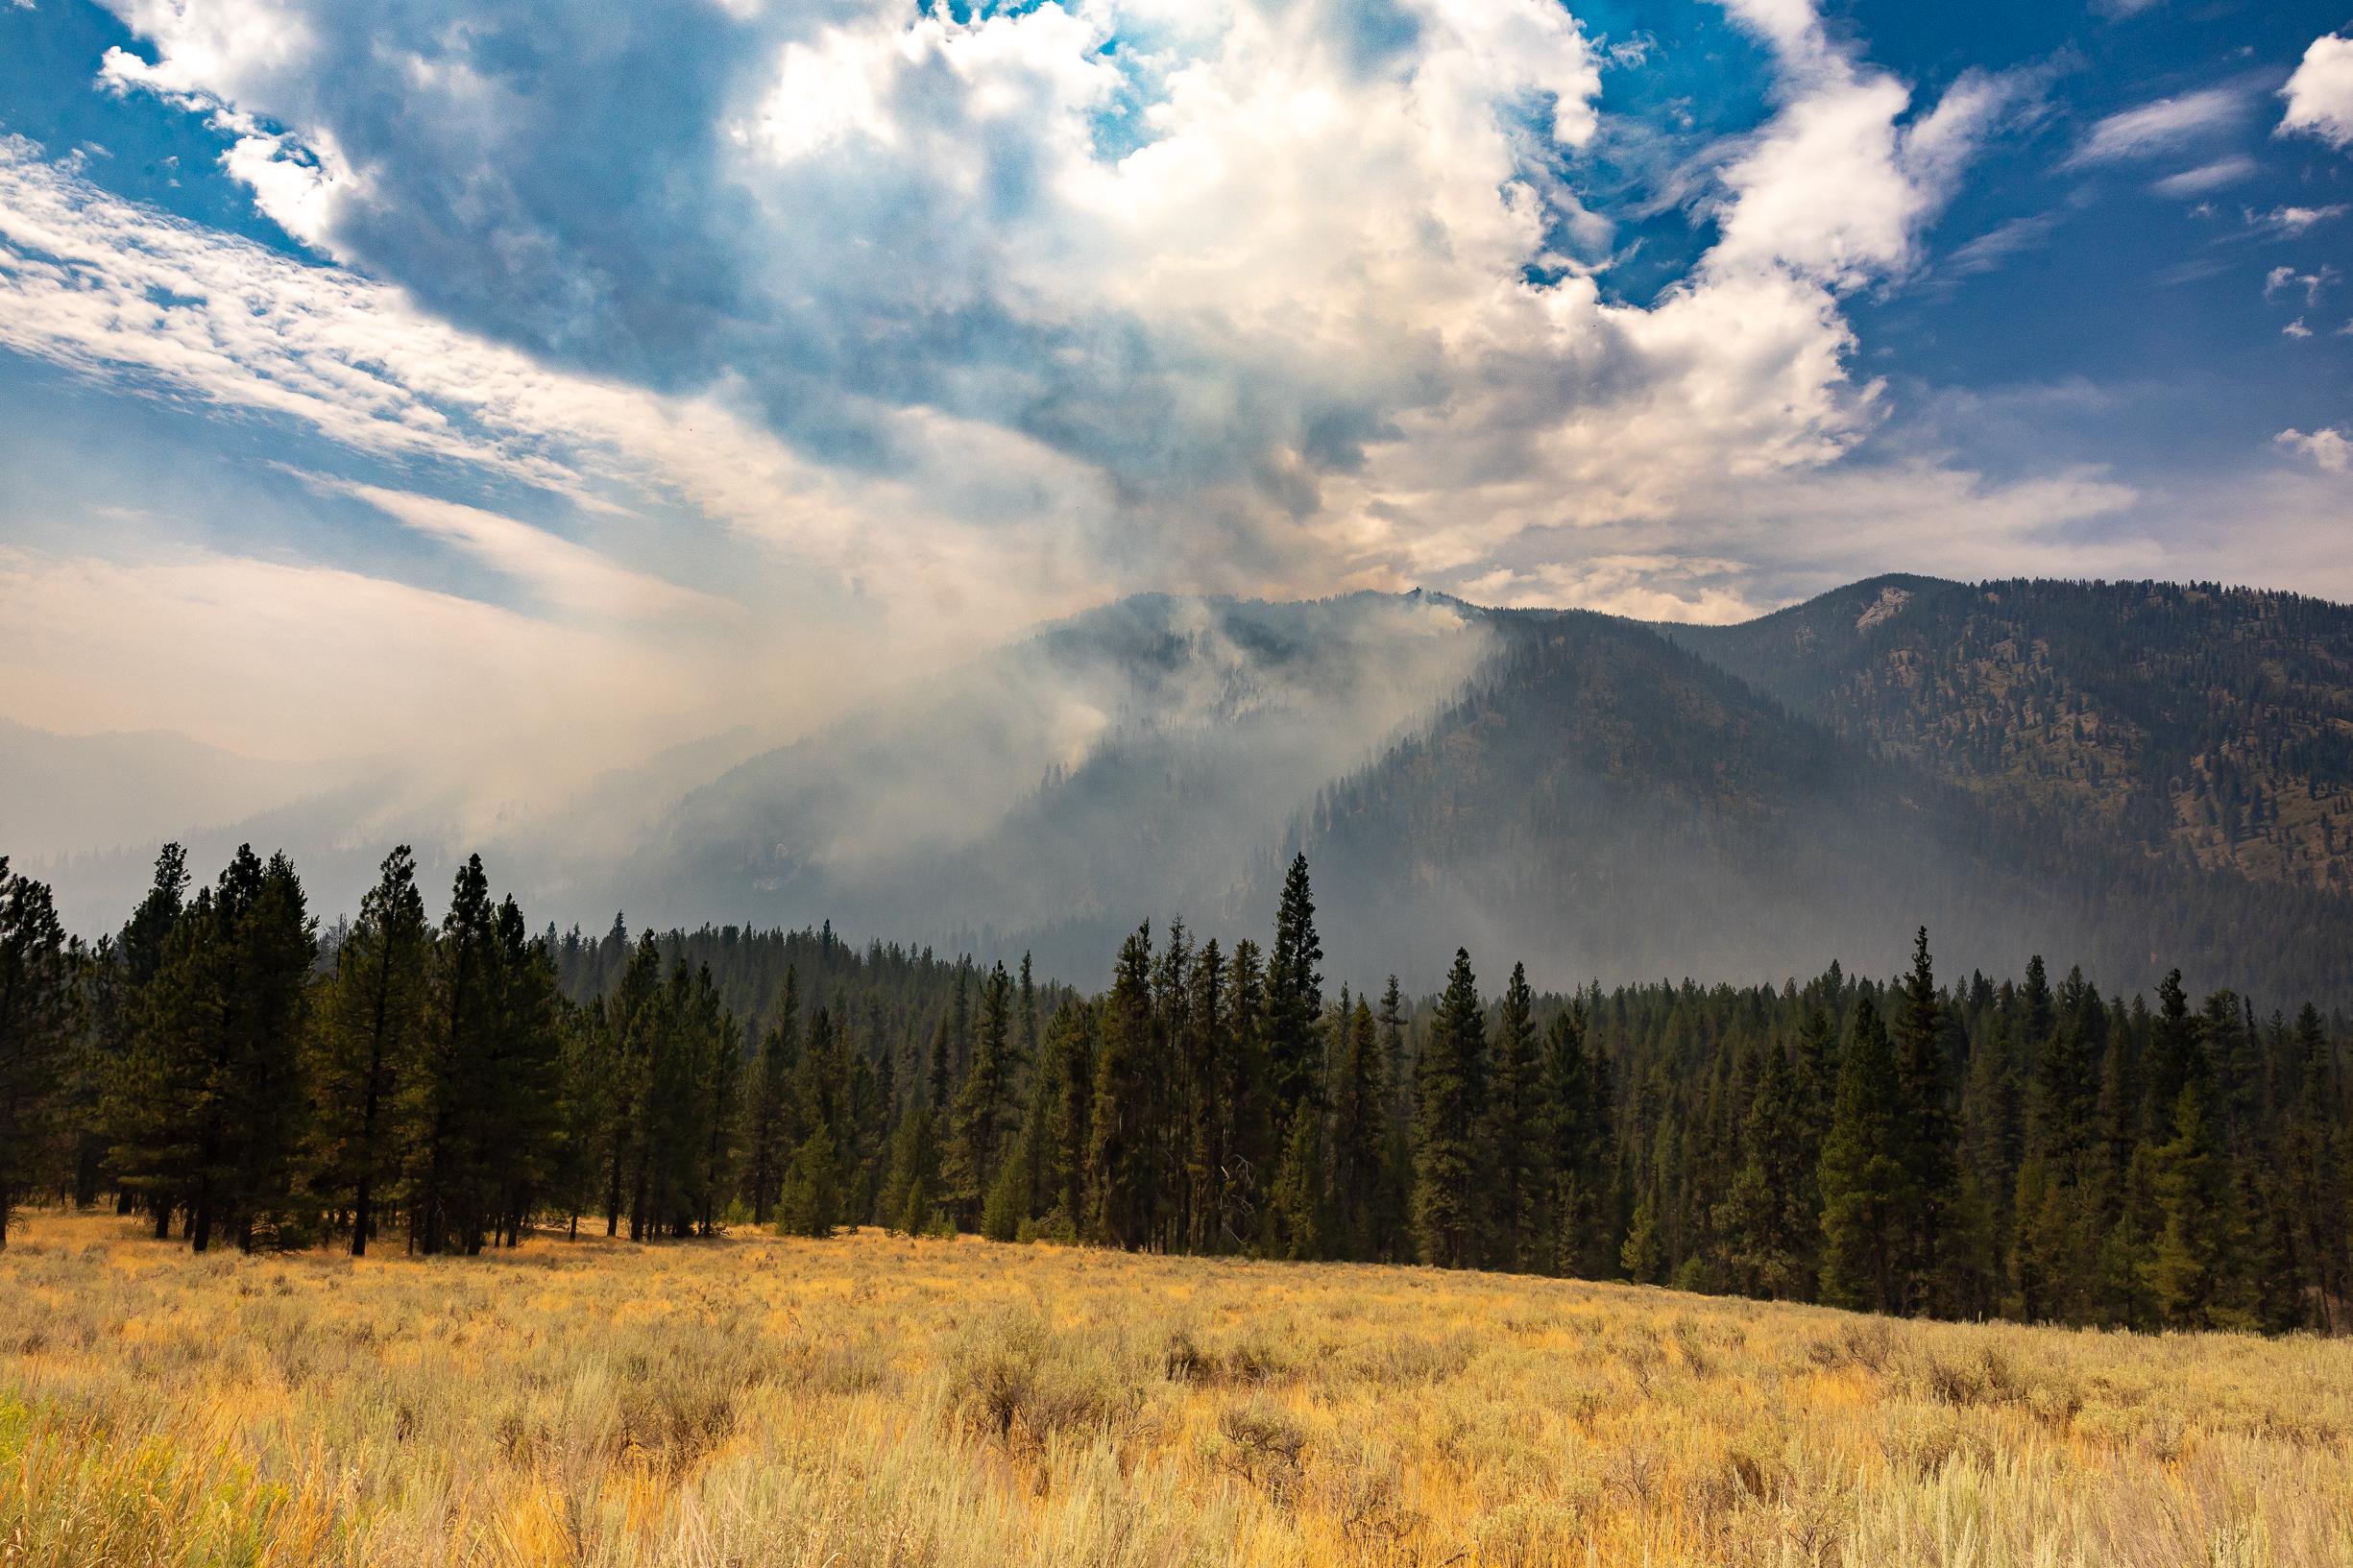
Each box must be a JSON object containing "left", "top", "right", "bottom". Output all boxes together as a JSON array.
[
  {"left": 2280, "top": 33, "right": 2353, "bottom": 149},
  {"left": 2276, "top": 427, "right": 2350, "bottom": 471},
  {"left": 0, "top": 0, "right": 2224, "bottom": 805},
  {"left": 43, "top": 0, "right": 2035, "bottom": 612}
]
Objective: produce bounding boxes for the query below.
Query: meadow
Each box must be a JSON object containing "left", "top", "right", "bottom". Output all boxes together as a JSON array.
[{"left": 2, "top": 1213, "right": 2350, "bottom": 1568}]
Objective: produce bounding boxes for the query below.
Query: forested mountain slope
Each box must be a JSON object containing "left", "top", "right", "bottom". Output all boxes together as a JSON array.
[
  {"left": 1661, "top": 576, "right": 2353, "bottom": 894},
  {"left": 1284, "top": 608, "right": 2353, "bottom": 1003},
  {"left": 17, "top": 577, "right": 2353, "bottom": 1006}
]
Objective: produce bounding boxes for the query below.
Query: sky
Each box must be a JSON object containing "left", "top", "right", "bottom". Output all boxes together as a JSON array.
[{"left": 2, "top": 0, "right": 2351, "bottom": 816}]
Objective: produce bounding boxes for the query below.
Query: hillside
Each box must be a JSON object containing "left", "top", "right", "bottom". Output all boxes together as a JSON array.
[
  {"left": 1662, "top": 576, "right": 2353, "bottom": 894},
  {"left": 5, "top": 1211, "right": 2349, "bottom": 1568},
  {"left": 1290, "top": 601, "right": 2353, "bottom": 1001},
  {"left": 18, "top": 577, "right": 2353, "bottom": 1005}
]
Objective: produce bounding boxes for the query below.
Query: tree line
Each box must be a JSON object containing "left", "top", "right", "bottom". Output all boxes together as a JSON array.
[{"left": 0, "top": 844, "right": 2347, "bottom": 1334}]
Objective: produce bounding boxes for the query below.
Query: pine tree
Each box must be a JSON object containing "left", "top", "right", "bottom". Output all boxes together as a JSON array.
[
  {"left": 1818, "top": 993, "right": 1905, "bottom": 1314},
  {"left": 1483, "top": 961, "right": 1544, "bottom": 1271},
  {"left": 879, "top": 1106, "right": 941, "bottom": 1234},
  {"left": 1269, "top": 1101, "right": 1324, "bottom": 1259},
  {"left": 945, "top": 961, "right": 1018, "bottom": 1226},
  {"left": 0, "top": 860, "right": 77, "bottom": 1249},
  {"left": 1032, "top": 1001, "right": 1095, "bottom": 1237},
  {"left": 2281, "top": 1003, "right": 2348, "bottom": 1330},
  {"left": 403, "top": 856, "right": 499, "bottom": 1255},
  {"left": 1327, "top": 997, "right": 1386, "bottom": 1261},
  {"left": 1717, "top": 1042, "right": 1808, "bottom": 1298},
  {"left": 484, "top": 897, "right": 567, "bottom": 1247},
  {"left": 1412, "top": 949, "right": 1487, "bottom": 1269},
  {"left": 110, "top": 847, "right": 318, "bottom": 1254},
  {"left": 1892, "top": 929, "right": 1958, "bottom": 1314},
  {"left": 775, "top": 1128, "right": 840, "bottom": 1238},
  {"left": 1265, "top": 854, "right": 1323, "bottom": 1116},
  {"left": 742, "top": 968, "right": 799, "bottom": 1224},
  {"left": 1086, "top": 927, "right": 1158, "bottom": 1250},
  {"left": 2146, "top": 1080, "right": 2227, "bottom": 1328},
  {"left": 1543, "top": 1003, "right": 1613, "bottom": 1278},
  {"left": 74, "top": 847, "right": 188, "bottom": 1218},
  {"left": 306, "top": 846, "right": 429, "bottom": 1257}
]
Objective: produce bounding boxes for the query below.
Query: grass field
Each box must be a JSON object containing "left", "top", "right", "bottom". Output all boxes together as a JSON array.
[{"left": 3, "top": 1213, "right": 2351, "bottom": 1567}]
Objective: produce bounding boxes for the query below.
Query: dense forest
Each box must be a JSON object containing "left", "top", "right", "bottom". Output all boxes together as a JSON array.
[{"left": 1, "top": 841, "right": 2347, "bottom": 1336}]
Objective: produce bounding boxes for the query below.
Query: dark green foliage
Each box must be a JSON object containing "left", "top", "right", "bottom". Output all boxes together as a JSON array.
[
  {"left": 1264, "top": 854, "right": 1322, "bottom": 1115},
  {"left": 1327, "top": 997, "right": 1387, "bottom": 1261},
  {"left": 1411, "top": 949, "right": 1486, "bottom": 1268},
  {"left": 0, "top": 858, "right": 78, "bottom": 1248},
  {"left": 1084, "top": 928, "right": 1159, "bottom": 1250},
  {"left": 1818, "top": 994, "right": 1905, "bottom": 1314},
  {"left": 13, "top": 839, "right": 2349, "bottom": 1341},
  {"left": 1484, "top": 962, "right": 1544, "bottom": 1271},
  {"left": 105, "top": 846, "right": 315, "bottom": 1253},
  {"left": 879, "top": 1105, "right": 941, "bottom": 1234},
  {"left": 742, "top": 968, "right": 799, "bottom": 1225},
  {"left": 775, "top": 1128, "right": 840, "bottom": 1238},
  {"left": 306, "top": 847, "right": 429, "bottom": 1256},
  {"left": 945, "top": 961, "right": 1019, "bottom": 1224}
]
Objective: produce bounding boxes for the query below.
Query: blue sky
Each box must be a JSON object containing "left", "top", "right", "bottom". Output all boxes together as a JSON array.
[{"left": 1, "top": 0, "right": 2350, "bottom": 807}]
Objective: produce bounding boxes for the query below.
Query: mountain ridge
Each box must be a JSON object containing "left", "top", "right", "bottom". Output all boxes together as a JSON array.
[{"left": 13, "top": 575, "right": 2353, "bottom": 1005}]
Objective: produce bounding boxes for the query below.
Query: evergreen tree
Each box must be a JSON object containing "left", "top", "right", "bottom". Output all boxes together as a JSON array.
[
  {"left": 1412, "top": 949, "right": 1487, "bottom": 1268},
  {"left": 1032, "top": 1001, "right": 1096, "bottom": 1237},
  {"left": 1818, "top": 994, "right": 1905, "bottom": 1314},
  {"left": 0, "top": 860, "right": 77, "bottom": 1249},
  {"left": 743, "top": 968, "right": 799, "bottom": 1224},
  {"left": 1892, "top": 929, "right": 1959, "bottom": 1314},
  {"left": 306, "top": 846, "right": 429, "bottom": 1256},
  {"left": 1543, "top": 1003, "right": 1613, "bottom": 1278},
  {"left": 1483, "top": 961, "right": 1545, "bottom": 1271},
  {"left": 1717, "top": 1043, "right": 1808, "bottom": 1298},
  {"left": 1265, "top": 854, "right": 1323, "bottom": 1115},
  {"left": 880, "top": 1106, "right": 942, "bottom": 1235},
  {"left": 1327, "top": 997, "right": 1386, "bottom": 1261},
  {"left": 945, "top": 961, "right": 1019, "bottom": 1225},
  {"left": 1269, "top": 1101, "right": 1324, "bottom": 1259},
  {"left": 1085, "top": 927, "right": 1159, "bottom": 1249},
  {"left": 775, "top": 1128, "right": 840, "bottom": 1237}
]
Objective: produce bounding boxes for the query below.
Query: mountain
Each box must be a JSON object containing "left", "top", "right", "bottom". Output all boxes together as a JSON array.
[
  {"left": 603, "top": 591, "right": 1496, "bottom": 980},
  {"left": 1657, "top": 575, "right": 2353, "bottom": 897},
  {"left": 1295, "top": 599, "right": 2353, "bottom": 1002},
  {"left": 16, "top": 576, "right": 2353, "bottom": 1007}
]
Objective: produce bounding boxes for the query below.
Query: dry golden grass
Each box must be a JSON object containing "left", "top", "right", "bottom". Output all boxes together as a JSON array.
[{"left": 3, "top": 1211, "right": 2351, "bottom": 1567}]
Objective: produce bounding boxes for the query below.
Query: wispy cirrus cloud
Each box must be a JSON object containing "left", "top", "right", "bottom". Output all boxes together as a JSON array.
[
  {"left": 2067, "top": 85, "right": 2244, "bottom": 166},
  {"left": 2150, "top": 155, "right": 2254, "bottom": 196}
]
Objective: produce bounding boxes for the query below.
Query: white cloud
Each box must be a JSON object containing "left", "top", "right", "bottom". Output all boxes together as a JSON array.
[
  {"left": 2277, "top": 427, "right": 2350, "bottom": 471},
  {"left": 2265, "top": 265, "right": 2335, "bottom": 304},
  {"left": 1460, "top": 555, "right": 1767, "bottom": 622},
  {"left": 0, "top": 140, "right": 1117, "bottom": 649},
  {"left": 2283, "top": 318, "right": 2314, "bottom": 338},
  {"left": 2251, "top": 203, "right": 2348, "bottom": 235},
  {"left": 303, "top": 478, "right": 738, "bottom": 622},
  {"left": 2068, "top": 85, "right": 2243, "bottom": 165},
  {"left": 2149, "top": 155, "right": 2253, "bottom": 196},
  {"left": 2280, "top": 33, "right": 2353, "bottom": 150},
  {"left": 0, "top": 0, "right": 2226, "bottom": 792}
]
